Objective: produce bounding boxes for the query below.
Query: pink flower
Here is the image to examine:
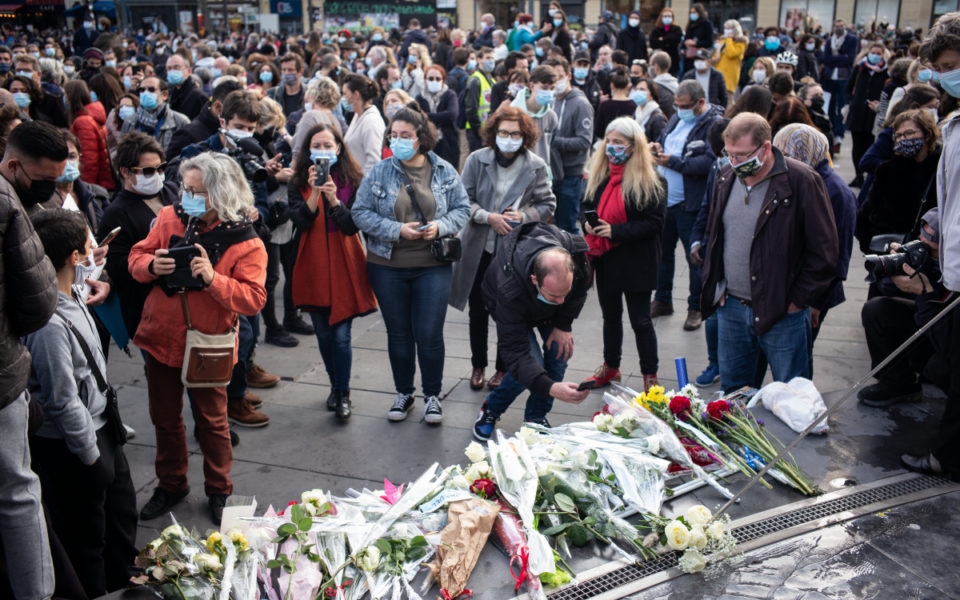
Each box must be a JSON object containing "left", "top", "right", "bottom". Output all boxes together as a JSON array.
[{"left": 380, "top": 479, "right": 405, "bottom": 505}]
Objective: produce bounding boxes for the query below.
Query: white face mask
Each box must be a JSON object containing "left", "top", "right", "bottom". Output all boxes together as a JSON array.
[
  {"left": 724, "top": 28, "right": 733, "bottom": 37},
  {"left": 426, "top": 79, "right": 442, "bottom": 94},
  {"left": 227, "top": 128, "right": 254, "bottom": 140},
  {"left": 555, "top": 78, "right": 568, "bottom": 95},
  {"left": 752, "top": 69, "right": 767, "bottom": 83},
  {"left": 496, "top": 135, "right": 523, "bottom": 153},
  {"left": 74, "top": 253, "right": 96, "bottom": 287},
  {"left": 628, "top": 18, "right": 640, "bottom": 28},
  {"left": 133, "top": 172, "right": 164, "bottom": 195},
  {"left": 694, "top": 60, "right": 708, "bottom": 71}
]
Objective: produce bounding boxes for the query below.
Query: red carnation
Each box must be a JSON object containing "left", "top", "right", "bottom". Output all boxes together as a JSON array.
[
  {"left": 669, "top": 395, "right": 692, "bottom": 419},
  {"left": 470, "top": 478, "right": 497, "bottom": 499},
  {"left": 706, "top": 400, "right": 732, "bottom": 421}
]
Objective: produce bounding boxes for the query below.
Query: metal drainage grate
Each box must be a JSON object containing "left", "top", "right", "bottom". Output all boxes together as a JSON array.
[{"left": 545, "top": 474, "right": 952, "bottom": 599}]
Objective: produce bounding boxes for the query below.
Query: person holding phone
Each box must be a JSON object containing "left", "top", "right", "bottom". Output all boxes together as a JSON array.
[
  {"left": 450, "top": 107, "right": 556, "bottom": 392},
  {"left": 352, "top": 106, "right": 470, "bottom": 425},
  {"left": 581, "top": 117, "right": 667, "bottom": 392},
  {"left": 288, "top": 123, "right": 377, "bottom": 421}
]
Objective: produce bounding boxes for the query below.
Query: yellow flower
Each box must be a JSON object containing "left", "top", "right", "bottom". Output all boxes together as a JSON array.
[
  {"left": 664, "top": 520, "right": 690, "bottom": 551},
  {"left": 228, "top": 529, "right": 249, "bottom": 552},
  {"left": 205, "top": 531, "right": 223, "bottom": 553}
]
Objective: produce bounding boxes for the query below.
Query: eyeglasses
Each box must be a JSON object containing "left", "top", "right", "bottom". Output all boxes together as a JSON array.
[
  {"left": 129, "top": 163, "right": 167, "bottom": 177},
  {"left": 496, "top": 130, "right": 523, "bottom": 139},
  {"left": 721, "top": 144, "right": 763, "bottom": 163},
  {"left": 426, "top": 77, "right": 443, "bottom": 82},
  {"left": 893, "top": 130, "right": 922, "bottom": 141}
]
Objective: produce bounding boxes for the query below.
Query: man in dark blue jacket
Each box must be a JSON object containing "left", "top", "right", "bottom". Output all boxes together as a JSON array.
[{"left": 650, "top": 80, "right": 723, "bottom": 331}]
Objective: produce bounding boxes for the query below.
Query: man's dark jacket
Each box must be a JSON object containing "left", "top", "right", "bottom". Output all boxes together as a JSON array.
[
  {"left": 166, "top": 103, "right": 219, "bottom": 159},
  {"left": 169, "top": 75, "right": 208, "bottom": 120}
]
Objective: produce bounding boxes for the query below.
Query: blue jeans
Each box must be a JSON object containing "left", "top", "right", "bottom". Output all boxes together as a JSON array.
[
  {"left": 485, "top": 327, "right": 568, "bottom": 422},
  {"left": 553, "top": 175, "right": 585, "bottom": 235},
  {"left": 823, "top": 78, "right": 847, "bottom": 139},
  {"left": 226, "top": 314, "right": 258, "bottom": 403},
  {"left": 308, "top": 310, "right": 353, "bottom": 392},
  {"left": 717, "top": 297, "right": 811, "bottom": 392},
  {"left": 705, "top": 312, "right": 719, "bottom": 367},
  {"left": 367, "top": 263, "right": 451, "bottom": 397},
  {"left": 655, "top": 204, "right": 701, "bottom": 311}
]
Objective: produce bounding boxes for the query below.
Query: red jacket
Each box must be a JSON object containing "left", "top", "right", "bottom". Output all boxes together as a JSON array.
[{"left": 70, "top": 101, "right": 114, "bottom": 190}]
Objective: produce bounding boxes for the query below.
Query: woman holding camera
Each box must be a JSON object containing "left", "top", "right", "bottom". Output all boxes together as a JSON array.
[
  {"left": 450, "top": 107, "right": 556, "bottom": 391},
  {"left": 352, "top": 107, "right": 470, "bottom": 425},
  {"left": 128, "top": 153, "right": 267, "bottom": 526},
  {"left": 581, "top": 117, "right": 666, "bottom": 392},
  {"left": 289, "top": 123, "right": 377, "bottom": 420}
]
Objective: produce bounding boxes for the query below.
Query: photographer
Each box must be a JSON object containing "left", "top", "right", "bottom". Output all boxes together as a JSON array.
[{"left": 859, "top": 209, "right": 949, "bottom": 408}]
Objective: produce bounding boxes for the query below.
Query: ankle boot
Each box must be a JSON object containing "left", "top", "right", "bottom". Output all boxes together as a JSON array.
[{"left": 336, "top": 390, "right": 352, "bottom": 421}]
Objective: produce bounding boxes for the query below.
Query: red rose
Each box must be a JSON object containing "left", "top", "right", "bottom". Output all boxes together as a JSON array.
[
  {"left": 470, "top": 478, "right": 497, "bottom": 499},
  {"left": 706, "top": 400, "right": 732, "bottom": 421},
  {"left": 669, "top": 395, "right": 691, "bottom": 419}
]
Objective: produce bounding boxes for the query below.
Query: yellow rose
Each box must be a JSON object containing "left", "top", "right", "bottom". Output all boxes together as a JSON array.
[
  {"left": 684, "top": 504, "right": 713, "bottom": 527},
  {"left": 228, "top": 529, "right": 249, "bottom": 551},
  {"left": 664, "top": 520, "right": 690, "bottom": 551},
  {"left": 205, "top": 531, "right": 223, "bottom": 553}
]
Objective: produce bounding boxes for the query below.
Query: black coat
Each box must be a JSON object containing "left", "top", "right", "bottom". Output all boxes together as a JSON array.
[
  {"left": 166, "top": 103, "right": 219, "bottom": 159},
  {"left": 649, "top": 25, "right": 683, "bottom": 75},
  {"left": 796, "top": 49, "right": 820, "bottom": 82},
  {"left": 684, "top": 19, "right": 715, "bottom": 51},
  {"left": 416, "top": 89, "right": 460, "bottom": 169},
  {"left": 681, "top": 67, "right": 729, "bottom": 107},
  {"left": 618, "top": 25, "right": 649, "bottom": 62},
  {"left": 845, "top": 61, "right": 887, "bottom": 133},
  {"left": 169, "top": 76, "right": 207, "bottom": 120},
  {"left": 581, "top": 175, "right": 667, "bottom": 292}
]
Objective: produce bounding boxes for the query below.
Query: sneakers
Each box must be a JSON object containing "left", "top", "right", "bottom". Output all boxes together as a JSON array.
[
  {"left": 247, "top": 363, "right": 280, "bottom": 389},
  {"left": 643, "top": 373, "right": 660, "bottom": 392},
  {"left": 651, "top": 300, "right": 674, "bottom": 317},
  {"left": 585, "top": 363, "right": 621, "bottom": 387},
  {"left": 140, "top": 486, "right": 189, "bottom": 521},
  {"left": 265, "top": 327, "right": 299, "bottom": 347},
  {"left": 228, "top": 396, "right": 270, "bottom": 428},
  {"left": 487, "top": 370, "right": 506, "bottom": 389},
  {"left": 683, "top": 309, "right": 703, "bottom": 331},
  {"left": 284, "top": 317, "right": 315, "bottom": 336},
  {"left": 424, "top": 396, "right": 443, "bottom": 424},
  {"left": 387, "top": 393, "right": 415, "bottom": 421},
  {"left": 473, "top": 404, "right": 499, "bottom": 441},
  {"left": 123, "top": 423, "right": 136, "bottom": 440},
  {"left": 524, "top": 416, "right": 551, "bottom": 428},
  {"left": 857, "top": 381, "right": 922, "bottom": 408},
  {"left": 335, "top": 390, "right": 352, "bottom": 421},
  {"left": 695, "top": 364, "right": 720, "bottom": 387},
  {"left": 208, "top": 493, "right": 228, "bottom": 526}
]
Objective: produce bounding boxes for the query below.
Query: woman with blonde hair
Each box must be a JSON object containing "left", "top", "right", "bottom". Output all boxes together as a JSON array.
[
  {"left": 581, "top": 116, "right": 667, "bottom": 392},
  {"left": 747, "top": 56, "right": 776, "bottom": 87},
  {"left": 714, "top": 19, "right": 747, "bottom": 96},
  {"left": 402, "top": 43, "right": 431, "bottom": 98}
]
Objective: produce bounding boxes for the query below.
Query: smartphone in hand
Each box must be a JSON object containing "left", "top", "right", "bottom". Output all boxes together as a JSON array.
[
  {"left": 583, "top": 210, "right": 600, "bottom": 229},
  {"left": 314, "top": 156, "right": 330, "bottom": 186},
  {"left": 98, "top": 226, "right": 121, "bottom": 246},
  {"left": 577, "top": 380, "right": 596, "bottom": 391}
]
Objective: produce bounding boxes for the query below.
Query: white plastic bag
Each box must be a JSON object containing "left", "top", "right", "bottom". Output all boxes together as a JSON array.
[{"left": 748, "top": 377, "right": 829, "bottom": 435}]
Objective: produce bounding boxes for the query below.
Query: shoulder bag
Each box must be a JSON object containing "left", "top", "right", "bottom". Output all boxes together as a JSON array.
[
  {"left": 180, "top": 291, "right": 237, "bottom": 388},
  {"left": 400, "top": 169, "right": 462, "bottom": 262}
]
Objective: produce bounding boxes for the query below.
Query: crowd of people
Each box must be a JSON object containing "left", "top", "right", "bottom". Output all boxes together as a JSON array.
[{"left": 1, "top": 6, "right": 960, "bottom": 598}]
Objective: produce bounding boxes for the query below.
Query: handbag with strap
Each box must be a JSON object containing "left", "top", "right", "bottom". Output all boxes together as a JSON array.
[
  {"left": 179, "top": 291, "right": 237, "bottom": 388},
  {"left": 54, "top": 309, "right": 127, "bottom": 445},
  {"left": 400, "top": 169, "right": 462, "bottom": 262}
]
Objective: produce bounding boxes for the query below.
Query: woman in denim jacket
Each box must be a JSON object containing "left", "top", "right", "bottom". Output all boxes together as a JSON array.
[{"left": 352, "top": 106, "right": 470, "bottom": 425}]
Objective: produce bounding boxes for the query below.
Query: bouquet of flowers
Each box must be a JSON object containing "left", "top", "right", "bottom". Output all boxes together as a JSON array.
[
  {"left": 133, "top": 521, "right": 231, "bottom": 600},
  {"left": 653, "top": 504, "right": 739, "bottom": 573}
]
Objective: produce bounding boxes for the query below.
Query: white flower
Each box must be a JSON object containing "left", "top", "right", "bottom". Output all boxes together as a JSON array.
[
  {"left": 356, "top": 546, "right": 381, "bottom": 572},
  {"left": 642, "top": 532, "right": 660, "bottom": 548},
  {"left": 547, "top": 445, "right": 568, "bottom": 460},
  {"left": 680, "top": 384, "right": 700, "bottom": 400},
  {"left": 685, "top": 505, "right": 713, "bottom": 527},
  {"left": 678, "top": 548, "right": 707, "bottom": 573},
  {"left": 592, "top": 413, "right": 613, "bottom": 431},
  {"left": 151, "top": 565, "right": 168, "bottom": 582},
  {"left": 689, "top": 526, "right": 708, "bottom": 551},
  {"left": 194, "top": 552, "right": 222, "bottom": 572},
  {"left": 516, "top": 426, "right": 541, "bottom": 446},
  {"left": 301, "top": 488, "right": 327, "bottom": 506},
  {"left": 645, "top": 434, "right": 662, "bottom": 455},
  {"left": 148, "top": 537, "right": 162, "bottom": 550},
  {"left": 664, "top": 520, "right": 690, "bottom": 551},
  {"left": 464, "top": 460, "right": 491, "bottom": 483},
  {"left": 161, "top": 524, "right": 186, "bottom": 539},
  {"left": 448, "top": 474, "right": 471, "bottom": 489},
  {"left": 706, "top": 520, "right": 727, "bottom": 541},
  {"left": 464, "top": 441, "right": 487, "bottom": 463}
]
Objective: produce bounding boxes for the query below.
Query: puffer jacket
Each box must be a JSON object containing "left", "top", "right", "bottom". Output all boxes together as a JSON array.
[
  {"left": 0, "top": 175, "right": 58, "bottom": 408},
  {"left": 71, "top": 101, "right": 115, "bottom": 190}
]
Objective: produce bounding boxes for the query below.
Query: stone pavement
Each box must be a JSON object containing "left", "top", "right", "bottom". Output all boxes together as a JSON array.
[{"left": 104, "top": 138, "right": 960, "bottom": 597}]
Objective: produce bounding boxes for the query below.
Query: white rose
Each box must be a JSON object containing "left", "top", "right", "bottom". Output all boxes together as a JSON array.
[
  {"left": 517, "top": 426, "right": 541, "bottom": 446},
  {"left": 664, "top": 520, "right": 690, "bottom": 551},
  {"left": 612, "top": 413, "right": 631, "bottom": 431},
  {"left": 301, "top": 489, "right": 327, "bottom": 506},
  {"left": 592, "top": 413, "right": 613, "bottom": 431},
  {"left": 685, "top": 505, "right": 713, "bottom": 527},
  {"left": 195, "top": 552, "right": 222, "bottom": 572},
  {"left": 547, "top": 445, "right": 568, "bottom": 460},
  {"left": 449, "top": 474, "right": 470, "bottom": 489},
  {"left": 678, "top": 548, "right": 707, "bottom": 573},
  {"left": 645, "top": 434, "right": 661, "bottom": 455},
  {"left": 706, "top": 520, "right": 727, "bottom": 541},
  {"left": 689, "top": 527, "right": 708, "bottom": 551},
  {"left": 356, "top": 546, "right": 381, "bottom": 572},
  {"left": 161, "top": 524, "right": 186, "bottom": 539},
  {"left": 464, "top": 441, "right": 487, "bottom": 463},
  {"left": 464, "top": 460, "right": 491, "bottom": 483}
]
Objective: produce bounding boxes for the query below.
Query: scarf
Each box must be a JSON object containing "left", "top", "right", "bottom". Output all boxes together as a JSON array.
[
  {"left": 859, "top": 55, "right": 886, "bottom": 74},
  {"left": 494, "top": 146, "right": 523, "bottom": 168},
  {"left": 586, "top": 164, "right": 628, "bottom": 257},
  {"left": 169, "top": 203, "right": 257, "bottom": 266},
  {"left": 422, "top": 86, "right": 447, "bottom": 139},
  {"left": 634, "top": 101, "right": 662, "bottom": 127},
  {"left": 830, "top": 32, "right": 845, "bottom": 54},
  {"left": 136, "top": 103, "right": 167, "bottom": 133}
]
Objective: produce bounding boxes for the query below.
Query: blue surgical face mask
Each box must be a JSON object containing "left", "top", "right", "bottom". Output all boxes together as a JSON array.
[
  {"left": 553, "top": 18, "right": 563, "bottom": 27},
  {"left": 535, "top": 89, "right": 555, "bottom": 106},
  {"left": 310, "top": 148, "right": 338, "bottom": 166},
  {"left": 765, "top": 36, "right": 780, "bottom": 51},
  {"left": 805, "top": 42, "right": 816, "bottom": 51},
  {"left": 677, "top": 107, "right": 696, "bottom": 123},
  {"left": 917, "top": 68, "right": 933, "bottom": 83},
  {"left": 535, "top": 46, "right": 544, "bottom": 57},
  {"left": 662, "top": 16, "right": 673, "bottom": 26},
  {"left": 630, "top": 90, "right": 648, "bottom": 105},
  {"left": 391, "top": 79, "right": 402, "bottom": 90},
  {"left": 118, "top": 105, "right": 136, "bottom": 121},
  {"left": 689, "top": 13, "right": 699, "bottom": 21},
  {"left": 140, "top": 91, "right": 158, "bottom": 110},
  {"left": 123, "top": 75, "right": 132, "bottom": 89},
  {"left": 57, "top": 159, "right": 80, "bottom": 183},
  {"left": 573, "top": 67, "right": 589, "bottom": 80},
  {"left": 167, "top": 70, "right": 184, "bottom": 85},
  {"left": 364, "top": 56, "right": 373, "bottom": 68},
  {"left": 12, "top": 92, "right": 30, "bottom": 108},
  {"left": 467, "top": 59, "right": 477, "bottom": 71},
  {"left": 605, "top": 144, "right": 632, "bottom": 165},
  {"left": 259, "top": 70, "right": 273, "bottom": 83},
  {"left": 938, "top": 66, "right": 960, "bottom": 99},
  {"left": 45, "top": 47, "right": 55, "bottom": 56},
  {"left": 390, "top": 137, "right": 417, "bottom": 161},
  {"left": 212, "top": 68, "right": 222, "bottom": 78},
  {"left": 867, "top": 53, "right": 881, "bottom": 65},
  {"left": 483, "top": 59, "right": 495, "bottom": 72},
  {"left": 372, "top": 33, "right": 383, "bottom": 42},
  {"left": 90, "top": 90, "right": 98, "bottom": 102},
  {"left": 180, "top": 191, "right": 208, "bottom": 217},
  {"left": 105, "top": 60, "right": 116, "bottom": 68}
]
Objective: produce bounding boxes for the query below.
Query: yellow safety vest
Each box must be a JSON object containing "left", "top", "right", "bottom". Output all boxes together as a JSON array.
[{"left": 466, "top": 71, "right": 492, "bottom": 130}]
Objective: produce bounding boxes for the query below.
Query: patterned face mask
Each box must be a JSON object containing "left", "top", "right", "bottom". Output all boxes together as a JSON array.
[{"left": 893, "top": 137, "right": 924, "bottom": 158}]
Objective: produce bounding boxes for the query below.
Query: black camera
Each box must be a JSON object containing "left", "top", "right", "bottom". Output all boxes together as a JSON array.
[
  {"left": 864, "top": 239, "right": 931, "bottom": 283},
  {"left": 227, "top": 137, "right": 268, "bottom": 184}
]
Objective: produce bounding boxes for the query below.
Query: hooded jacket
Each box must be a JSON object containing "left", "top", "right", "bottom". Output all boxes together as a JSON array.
[{"left": 71, "top": 100, "right": 114, "bottom": 190}]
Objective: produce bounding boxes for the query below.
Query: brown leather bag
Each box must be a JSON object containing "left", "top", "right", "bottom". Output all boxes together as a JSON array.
[{"left": 179, "top": 292, "right": 236, "bottom": 388}]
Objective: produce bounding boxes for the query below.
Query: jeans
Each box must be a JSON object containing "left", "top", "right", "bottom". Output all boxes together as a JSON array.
[
  {"left": 596, "top": 279, "right": 658, "bottom": 374},
  {"left": 717, "top": 297, "right": 811, "bottom": 392},
  {"left": 485, "top": 328, "right": 568, "bottom": 422},
  {"left": 824, "top": 78, "right": 847, "bottom": 139},
  {"left": 264, "top": 238, "right": 298, "bottom": 330},
  {"left": 367, "top": 263, "right": 452, "bottom": 397},
  {"left": 468, "top": 251, "right": 504, "bottom": 372},
  {"left": 553, "top": 175, "right": 585, "bottom": 235},
  {"left": 308, "top": 310, "right": 353, "bottom": 392},
  {"left": 655, "top": 204, "right": 701, "bottom": 311},
  {"left": 226, "top": 314, "right": 258, "bottom": 403},
  {"left": 705, "top": 312, "right": 718, "bottom": 367},
  {"left": 0, "top": 393, "right": 54, "bottom": 600}
]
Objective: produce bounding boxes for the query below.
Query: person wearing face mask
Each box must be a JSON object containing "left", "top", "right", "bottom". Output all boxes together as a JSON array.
[
  {"left": 617, "top": 11, "right": 648, "bottom": 63},
  {"left": 871, "top": 58, "right": 913, "bottom": 138},
  {"left": 821, "top": 19, "right": 859, "bottom": 152},
  {"left": 649, "top": 9, "right": 683, "bottom": 76},
  {"left": 580, "top": 117, "right": 667, "bottom": 393},
  {"left": 0, "top": 120, "right": 64, "bottom": 600},
  {"left": 287, "top": 124, "right": 376, "bottom": 421},
  {"left": 129, "top": 152, "right": 267, "bottom": 527},
  {"left": 266, "top": 53, "right": 305, "bottom": 118},
  {"left": 341, "top": 73, "right": 386, "bottom": 172},
  {"left": 164, "top": 54, "right": 206, "bottom": 120},
  {"left": 54, "top": 131, "right": 111, "bottom": 235},
  {"left": 536, "top": 9, "right": 573, "bottom": 64},
  {"left": 569, "top": 50, "right": 602, "bottom": 112},
  {"left": 402, "top": 43, "right": 430, "bottom": 99},
  {"left": 798, "top": 82, "right": 836, "bottom": 154},
  {"left": 682, "top": 48, "right": 728, "bottom": 106},
  {"left": 714, "top": 19, "right": 747, "bottom": 97},
  {"left": 594, "top": 65, "right": 638, "bottom": 142},
  {"left": 844, "top": 42, "right": 889, "bottom": 187},
  {"left": 648, "top": 80, "right": 723, "bottom": 331},
  {"left": 589, "top": 10, "right": 620, "bottom": 64},
  {"left": 509, "top": 66, "right": 559, "bottom": 174},
  {"left": 700, "top": 112, "right": 838, "bottom": 393},
  {"left": 398, "top": 18, "right": 433, "bottom": 67},
  {"left": 474, "top": 13, "right": 496, "bottom": 51},
  {"left": 120, "top": 76, "right": 190, "bottom": 153},
  {"left": 416, "top": 64, "right": 460, "bottom": 168},
  {"left": 682, "top": 3, "right": 714, "bottom": 73},
  {"left": 352, "top": 107, "right": 470, "bottom": 425},
  {"left": 64, "top": 79, "right": 114, "bottom": 191},
  {"left": 631, "top": 77, "right": 668, "bottom": 142},
  {"left": 754, "top": 26, "right": 785, "bottom": 59},
  {"left": 795, "top": 34, "right": 821, "bottom": 83},
  {"left": 25, "top": 208, "right": 139, "bottom": 599},
  {"left": 452, "top": 107, "right": 556, "bottom": 395},
  {"left": 463, "top": 47, "right": 496, "bottom": 152},
  {"left": 166, "top": 78, "right": 244, "bottom": 161}
]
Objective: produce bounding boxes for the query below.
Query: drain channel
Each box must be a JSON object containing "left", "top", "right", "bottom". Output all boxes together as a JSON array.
[{"left": 535, "top": 473, "right": 957, "bottom": 600}]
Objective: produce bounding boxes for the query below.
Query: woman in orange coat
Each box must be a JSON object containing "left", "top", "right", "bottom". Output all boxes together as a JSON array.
[
  {"left": 289, "top": 123, "right": 377, "bottom": 420},
  {"left": 128, "top": 152, "right": 267, "bottom": 526},
  {"left": 65, "top": 79, "right": 114, "bottom": 190}
]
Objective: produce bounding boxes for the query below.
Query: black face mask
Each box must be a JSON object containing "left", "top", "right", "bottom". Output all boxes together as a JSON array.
[
  {"left": 15, "top": 164, "right": 57, "bottom": 207},
  {"left": 810, "top": 96, "right": 825, "bottom": 112}
]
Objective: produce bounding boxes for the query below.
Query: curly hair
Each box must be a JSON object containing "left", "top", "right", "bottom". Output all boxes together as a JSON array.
[
  {"left": 920, "top": 12, "right": 960, "bottom": 62},
  {"left": 480, "top": 106, "right": 539, "bottom": 151},
  {"left": 892, "top": 109, "right": 941, "bottom": 152}
]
